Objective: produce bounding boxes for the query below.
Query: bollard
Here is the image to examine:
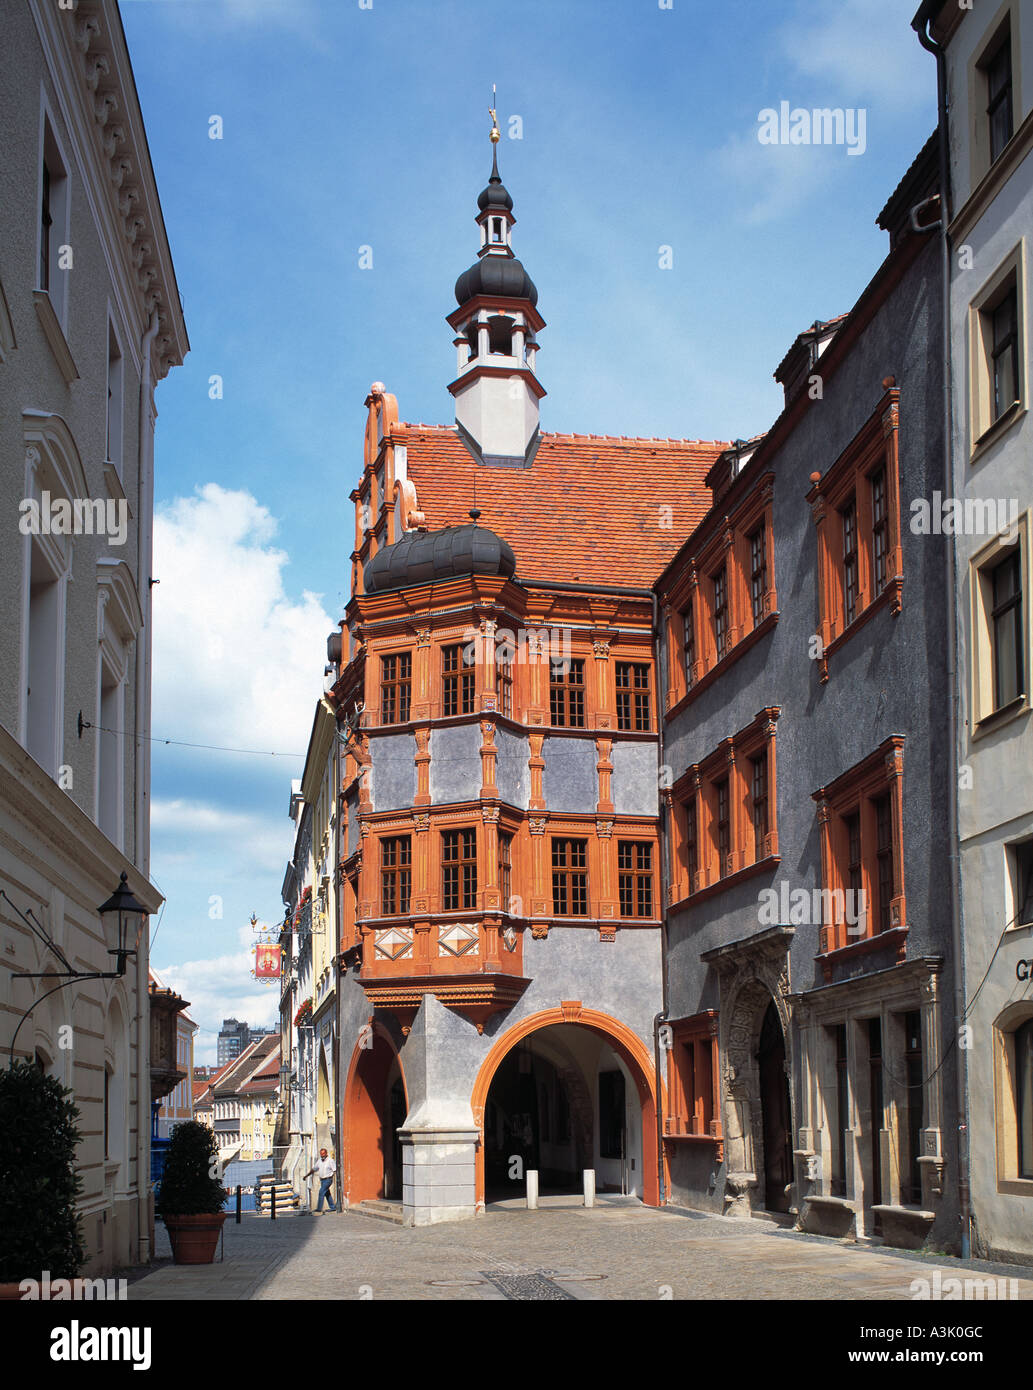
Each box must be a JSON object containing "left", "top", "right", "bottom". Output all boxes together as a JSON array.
[
  {"left": 235, "top": 1185, "right": 242, "bottom": 1224},
  {"left": 583, "top": 1169, "right": 596, "bottom": 1208},
  {"left": 526, "top": 1169, "right": 539, "bottom": 1210},
  {"left": 271, "top": 1185, "right": 277, "bottom": 1221}
]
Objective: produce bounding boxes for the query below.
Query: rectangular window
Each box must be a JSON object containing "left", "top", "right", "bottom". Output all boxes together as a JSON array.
[
  {"left": 380, "top": 836, "right": 411, "bottom": 916},
  {"left": 1017, "top": 1018, "right": 1033, "bottom": 1181},
  {"left": 749, "top": 528, "right": 767, "bottom": 627},
  {"left": 682, "top": 603, "right": 695, "bottom": 688},
  {"left": 618, "top": 840, "right": 653, "bottom": 919},
  {"left": 615, "top": 661, "right": 651, "bottom": 732},
  {"left": 106, "top": 321, "right": 123, "bottom": 473},
  {"left": 751, "top": 755, "right": 768, "bottom": 862},
  {"left": 497, "top": 652, "right": 513, "bottom": 718},
  {"left": 874, "top": 794, "right": 893, "bottom": 934},
  {"left": 380, "top": 652, "right": 412, "bottom": 724},
  {"left": 442, "top": 828, "right": 477, "bottom": 911},
  {"left": 499, "top": 831, "right": 513, "bottom": 913},
  {"left": 845, "top": 810, "right": 863, "bottom": 902},
  {"left": 712, "top": 567, "right": 728, "bottom": 661},
  {"left": 868, "top": 1018, "right": 883, "bottom": 1203},
  {"left": 40, "top": 158, "right": 52, "bottom": 292},
  {"left": 551, "top": 838, "right": 588, "bottom": 916},
  {"left": 991, "top": 550, "right": 1023, "bottom": 709},
  {"left": 550, "top": 657, "right": 585, "bottom": 727},
  {"left": 832, "top": 1023, "right": 848, "bottom": 1198},
  {"left": 841, "top": 498, "right": 858, "bottom": 627},
  {"left": 715, "top": 778, "right": 730, "bottom": 875},
  {"left": 684, "top": 796, "right": 698, "bottom": 884},
  {"left": 985, "top": 33, "right": 1014, "bottom": 165},
  {"left": 903, "top": 1010, "right": 924, "bottom": 1204},
  {"left": 443, "top": 643, "right": 476, "bottom": 717},
  {"left": 991, "top": 288, "right": 1019, "bottom": 423},
  {"left": 870, "top": 467, "right": 888, "bottom": 594}
]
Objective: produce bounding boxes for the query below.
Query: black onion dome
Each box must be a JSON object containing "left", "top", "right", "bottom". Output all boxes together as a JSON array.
[
  {"left": 455, "top": 256, "right": 538, "bottom": 307},
  {"left": 478, "top": 177, "right": 513, "bottom": 212},
  {"left": 364, "top": 524, "right": 517, "bottom": 594},
  {"left": 477, "top": 146, "right": 514, "bottom": 211}
]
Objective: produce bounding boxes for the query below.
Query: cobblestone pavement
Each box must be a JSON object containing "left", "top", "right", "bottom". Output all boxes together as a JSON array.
[{"left": 128, "top": 1197, "right": 1033, "bottom": 1301}]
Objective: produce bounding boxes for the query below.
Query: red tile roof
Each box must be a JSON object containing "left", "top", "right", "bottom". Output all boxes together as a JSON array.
[{"left": 398, "top": 426, "right": 726, "bottom": 589}]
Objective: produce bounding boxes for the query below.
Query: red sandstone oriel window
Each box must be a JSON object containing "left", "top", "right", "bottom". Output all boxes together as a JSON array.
[
  {"left": 498, "top": 831, "right": 513, "bottom": 912},
  {"left": 618, "top": 840, "right": 653, "bottom": 918},
  {"left": 443, "top": 643, "right": 476, "bottom": 716},
  {"left": 380, "top": 652, "right": 412, "bottom": 724},
  {"left": 551, "top": 838, "right": 588, "bottom": 916},
  {"left": 380, "top": 836, "right": 411, "bottom": 916},
  {"left": 497, "top": 650, "right": 513, "bottom": 718},
  {"left": 550, "top": 657, "right": 585, "bottom": 727},
  {"left": 615, "top": 661, "right": 651, "bottom": 731},
  {"left": 442, "top": 828, "right": 477, "bottom": 911}
]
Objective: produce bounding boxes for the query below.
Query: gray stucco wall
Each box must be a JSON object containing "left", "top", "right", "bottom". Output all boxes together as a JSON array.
[
  {"left": 371, "top": 731, "right": 416, "bottom": 811},
  {"left": 429, "top": 723, "right": 482, "bottom": 804},
  {"left": 611, "top": 741, "right": 659, "bottom": 817},
  {"left": 542, "top": 736, "right": 596, "bottom": 812},
  {"left": 494, "top": 726, "right": 529, "bottom": 808}
]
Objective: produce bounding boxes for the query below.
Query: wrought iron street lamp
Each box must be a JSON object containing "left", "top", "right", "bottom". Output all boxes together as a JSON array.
[{"left": 3, "top": 871, "right": 150, "bottom": 1067}]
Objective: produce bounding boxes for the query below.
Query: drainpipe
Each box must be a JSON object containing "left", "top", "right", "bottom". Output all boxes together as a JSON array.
[
  {"left": 135, "top": 309, "right": 160, "bottom": 1264},
  {"left": 913, "top": 11, "right": 970, "bottom": 1259},
  {"left": 652, "top": 590, "right": 669, "bottom": 1206}
]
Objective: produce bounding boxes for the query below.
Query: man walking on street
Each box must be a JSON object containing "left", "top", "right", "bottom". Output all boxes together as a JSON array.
[{"left": 304, "top": 1148, "right": 337, "bottom": 1213}]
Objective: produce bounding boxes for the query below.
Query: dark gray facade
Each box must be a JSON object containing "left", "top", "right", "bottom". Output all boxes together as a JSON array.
[{"left": 658, "top": 151, "right": 959, "bottom": 1250}]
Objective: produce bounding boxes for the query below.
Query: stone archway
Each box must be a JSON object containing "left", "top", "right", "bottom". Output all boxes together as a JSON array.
[
  {"left": 471, "top": 1005, "right": 664, "bottom": 1209},
  {"left": 342, "top": 1021, "right": 408, "bottom": 1205}
]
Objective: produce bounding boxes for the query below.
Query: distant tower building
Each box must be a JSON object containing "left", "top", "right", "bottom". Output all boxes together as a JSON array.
[{"left": 218, "top": 1018, "right": 250, "bottom": 1065}]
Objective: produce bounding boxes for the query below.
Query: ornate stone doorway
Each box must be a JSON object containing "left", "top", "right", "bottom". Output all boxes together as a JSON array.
[{"left": 758, "top": 1000, "right": 793, "bottom": 1212}]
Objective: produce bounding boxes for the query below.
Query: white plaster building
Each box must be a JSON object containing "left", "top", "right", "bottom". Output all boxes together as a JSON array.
[
  {"left": 0, "top": 0, "right": 186, "bottom": 1274},
  {"left": 915, "top": 0, "right": 1033, "bottom": 1263}
]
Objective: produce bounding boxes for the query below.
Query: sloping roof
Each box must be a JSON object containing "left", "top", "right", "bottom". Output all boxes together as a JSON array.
[{"left": 398, "top": 426, "right": 726, "bottom": 589}]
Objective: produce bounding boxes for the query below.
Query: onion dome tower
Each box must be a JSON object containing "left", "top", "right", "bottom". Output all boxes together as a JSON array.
[{"left": 447, "top": 100, "right": 546, "bottom": 467}]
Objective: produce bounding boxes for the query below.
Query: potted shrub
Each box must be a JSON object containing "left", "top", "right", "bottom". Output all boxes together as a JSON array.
[
  {"left": 0, "top": 1060, "right": 86, "bottom": 1299},
  {"left": 156, "top": 1120, "right": 228, "bottom": 1264}
]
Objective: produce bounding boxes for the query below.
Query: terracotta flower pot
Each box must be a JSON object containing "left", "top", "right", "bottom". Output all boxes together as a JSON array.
[{"left": 164, "top": 1212, "right": 227, "bottom": 1265}]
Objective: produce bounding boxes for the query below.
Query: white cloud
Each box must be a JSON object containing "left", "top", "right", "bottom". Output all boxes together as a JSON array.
[
  {"left": 152, "top": 797, "right": 288, "bottom": 876},
  {"left": 776, "top": 0, "right": 930, "bottom": 113},
  {"left": 152, "top": 483, "right": 332, "bottom": 754},
  {"left": 156, "top": 943, "right": 281, "bottom": 1064},
  {"left": 712, "top": 129, "right": 847, "bottom": 226}
]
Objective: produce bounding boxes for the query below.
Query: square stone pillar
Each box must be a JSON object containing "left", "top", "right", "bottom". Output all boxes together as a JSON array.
[{"left": 400, "top": 1127, "right": 480, "bottom": 1227}]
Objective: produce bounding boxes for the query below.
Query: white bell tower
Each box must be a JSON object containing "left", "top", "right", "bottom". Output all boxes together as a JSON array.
[{"left": 447, "top": 104, "right": 545, "bottom": 467}]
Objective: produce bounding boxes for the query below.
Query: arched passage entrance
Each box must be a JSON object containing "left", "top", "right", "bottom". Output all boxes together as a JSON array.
[
  {"left": 471, "top": 1007, "right": 664, "bottom": 1209},
  {"left": 342, "top": 1022, "right": 408, "bottom": 1205}
]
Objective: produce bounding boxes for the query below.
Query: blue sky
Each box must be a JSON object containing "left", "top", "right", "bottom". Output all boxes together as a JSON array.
[{"left": 120, "top": 0, "right": 937, "bottom": 1061}]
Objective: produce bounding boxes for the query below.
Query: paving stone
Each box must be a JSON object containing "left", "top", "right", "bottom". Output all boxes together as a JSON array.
[{"left": 122, "top": 1204, "right": 1033, "bottom": 1301}]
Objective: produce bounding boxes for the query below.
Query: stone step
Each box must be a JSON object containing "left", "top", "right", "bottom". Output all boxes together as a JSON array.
[{"left": 353, "top": 1199, "right": 404, "bottom": 1225}]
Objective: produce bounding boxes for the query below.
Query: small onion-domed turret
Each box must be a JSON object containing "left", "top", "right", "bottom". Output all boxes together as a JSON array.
[{"left": 364, "top": 523, "right": 516, "bottom": 595}]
